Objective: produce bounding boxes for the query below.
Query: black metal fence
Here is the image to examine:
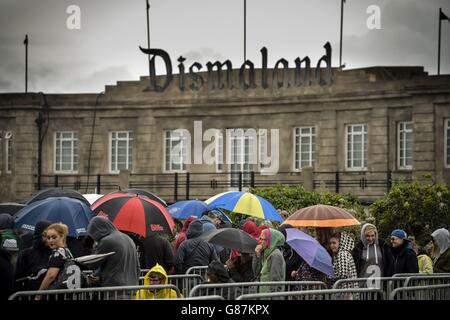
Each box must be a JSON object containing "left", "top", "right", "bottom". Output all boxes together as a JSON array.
[{"left": 35, "top": 170, "right": 413, "bottom": 203}]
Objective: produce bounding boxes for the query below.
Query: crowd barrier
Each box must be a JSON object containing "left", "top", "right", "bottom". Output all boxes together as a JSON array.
[
  {"left": 389, "top": 284, "right": 450, "bottom": 300},
  {"left": 9, "top": 284, "right": 182, "bottom": 300},
  {"left": 332, "top": 277, "right": 408, "bottom": 299},
  {"left": 189, "top": 281, "right": 327, "bottom": 300},
  {"left": 185, "top": 266, "right": 208, "bottom": 280},
  {"left": 236, "top": 288, "right": 384, "bottom": 300}
]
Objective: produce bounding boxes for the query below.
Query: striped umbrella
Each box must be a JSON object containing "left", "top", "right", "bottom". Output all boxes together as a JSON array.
[
  {"left": 283, "top": 204, "right": 360, "bottom": 227},
  {"left": 205, "top": 191, "right": 283, "bottom": 222},
  {"left": 91, "top": 193, "right": 175, "bottom": 237}
]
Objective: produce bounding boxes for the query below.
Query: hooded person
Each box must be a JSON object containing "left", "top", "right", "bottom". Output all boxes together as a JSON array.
[
  {"left": 135, "top": 263, "right": 179, "bottom": 299},
  {"left": 329, "top": 232, "right": 358, "bottom": 288},
  {"left": 174, "top": 216, "right": 196, "bottom": 253},
  {"left": 278, "top": 224, "right": 302, "bottom": 281},
  {"left": 229, "top": 220, "right": 261, "bottom": 260},
  {"left": 254, "top": 228, "right": 286, "bottom": 293},
  {"left": 352, "top": 223, "right": 393, "bottom": 278},
  {"left": 431, "top": 228, "right": 450, "bottom": 273},
  {"left": 14, "top": 220, "right": 52, "bottom": 291},
  {"left": 173, "top": 220, "right": 218, "bottom": 274},
  {"left": 388, "top": 229, "right": 419, "bottom": 275},
  {"left": 86, "top": 216, "right": 140, "bottom": 287},
  {"left": 0, "top": 213, "right": 22, "bottom": 267},
  {"left": 206, "top": 260, "right": 236, "bottom": 299}
]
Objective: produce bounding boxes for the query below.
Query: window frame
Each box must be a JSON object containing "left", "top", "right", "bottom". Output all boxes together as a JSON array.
[
  {"left": 54, "top": 131, "right": 79, "bottom": 174},
  {"left": 397, "top": 121, "right": 413, "bottom": 170},
  {"left": 109, "top": 131, "right": 133, "bottom": 174},
  {"left": 163, "top": 130, "right": 188, "bottom": 173},
  {"left": 345, "top": 124, "right": 368, "bottom": 171},
  {"left": 293, "top": 126, "right": 316, "bottom": 171}
]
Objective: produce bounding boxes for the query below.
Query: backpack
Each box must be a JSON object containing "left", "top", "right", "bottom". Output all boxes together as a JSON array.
[{"left": 48, "top": 249, "right": 87, "bottom": 290}]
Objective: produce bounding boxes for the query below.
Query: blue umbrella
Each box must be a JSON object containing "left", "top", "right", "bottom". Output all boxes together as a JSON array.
[
  {"left": 168, "top": 200, "right": 232, "bottom": 223},
  {"left": 14, "top": 197, "right": 94, "bottom": 238},
  {"left": 286, "top": 227, "right": 334, "bottom": 277}
]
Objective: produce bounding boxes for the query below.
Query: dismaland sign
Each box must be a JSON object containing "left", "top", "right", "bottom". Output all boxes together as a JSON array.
[{"left": 139, "top": 42, "right": 332, "bottom": 92}]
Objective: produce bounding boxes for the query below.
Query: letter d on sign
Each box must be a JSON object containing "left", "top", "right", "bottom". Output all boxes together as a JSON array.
[{"left": 66, "top": 5, "right": 81, "bottom": 30}]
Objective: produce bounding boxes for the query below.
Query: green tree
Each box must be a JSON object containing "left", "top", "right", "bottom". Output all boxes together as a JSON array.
[{"left": 370, "top": 181, "right": 450, "bottom": 245}]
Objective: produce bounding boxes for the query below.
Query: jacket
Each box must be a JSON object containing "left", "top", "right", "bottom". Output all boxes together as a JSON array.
[
  {"left": 332, "top": 232, "right": 358, "bottom": 288},
  {"left": 418, "top": 254, "right": 433, "bottom": 274},
  {"left": 352, "top": 223, "right": 392, "bottom": 278},
  {"left": 135, "top": 263, "right": 179, "bottom": 299},
  {"left": 142, "top": 234, "right": 174, "bottom": 271},
  {"left": 174, "top": 216, "right": 196, "bottom": 252},
  {"left": 431, "top": 228, "right": 450, "bottom": 273},
  {"left": 0, "top": 248, "right": 14, "bottom": 300},
  {"left": 87, "top": 217, "right": 140, "bottom": 287},
  {"left": 259, "top": 229, "right": 286, "bottom": 293},
  {"left": 174, "top": 220, "right": 218, "bottom": 274},
  {"left": 389, "top": 241, "right": 419, "bottom": 276}
]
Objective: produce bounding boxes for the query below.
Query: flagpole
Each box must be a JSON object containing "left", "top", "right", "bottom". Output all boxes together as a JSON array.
[
  {"left": 244, "top": 0, "right": 247, "bottom": 62},
  {"left": 438, "top": 8, "right": 442, "bottom": 75},
  {"left": 339, "top": 0, "right": 344, "bottom": 68},
  {"left": 24, "top": 34, "right": 28, "bottom": 93},
  {"left": 146, "top": 0, "right": 151, "bottom": 79}
]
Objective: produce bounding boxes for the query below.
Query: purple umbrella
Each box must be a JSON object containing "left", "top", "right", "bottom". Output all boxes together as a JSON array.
[{"left": 286, "top": 228, "right": 334, "bottom": 277}]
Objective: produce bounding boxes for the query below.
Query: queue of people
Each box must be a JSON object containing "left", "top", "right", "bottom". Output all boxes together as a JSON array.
[{"left": 1, "top": 208, "right": 450, "bottom": 300}]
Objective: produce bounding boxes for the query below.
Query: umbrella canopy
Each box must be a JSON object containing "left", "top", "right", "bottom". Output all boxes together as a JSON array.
[
  {"left": 0, "top": 202, "right": 26, "bottom": 216},
  {"left": 83, "top": 194, "right": 104, "bottom": 205},
  {"left": 286, "top": 228, "right": 334, "bottom": 277},
  {"left": 198, "top": 228, "right": 258, "bottom": 253},
  {"left": 91, "top": 193, "right": 175, "bottom": 238},
  {"left": 168, "top": 200, "right": 232, "bottom": 223},
  {"left": 26, "top": 188, "right": 91, "bottom": 207},
  {"left": 205, "top": 191, "right": 283, "bottom": 222},
  {"left": 283, "top": 204, "right": 361, "bottom": 227},
  {"left": 14, "top": 197, "right": 94, "bottom": 237},
  {"left": 121, "top": 189, "right": 167, "bottom": 207}
]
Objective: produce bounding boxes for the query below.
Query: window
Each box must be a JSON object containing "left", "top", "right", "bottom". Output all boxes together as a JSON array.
[
  {"left": 398, "top": 122, "right": 413, "bottom": 170},
  {"left": 216, "top": 130, "right": 223, "bottom": 172},
  {"left": 294, "top": 127, "right": 316, "bottom": 170},
  {"left": 164, "top": 130, "right": 188, "bottom": 172},
  {"left": 346, "top": 124, "right": 368, "bottom": 170},
  {"left": 110, "top": 131, "right": 133, "bottom": 173},
  {"left": 229, "top": 129, "right": 256, "bottom": 187},
  {"left": 54, "top": 131, "right": 78, "bottom": 173},
  {"left": 446, "top": 119, "right": 450, "bottom": 167}
]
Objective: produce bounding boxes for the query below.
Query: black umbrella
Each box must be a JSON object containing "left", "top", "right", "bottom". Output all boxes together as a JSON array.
[
  {"left": 0, "top": 202, "right": 26, "bottom": 216},
  {"left": 121, "top": 189, "right": 167, "bottom": 207},
  {"left": 198, "top": 228, "right": 258, "bottom": 254},
  {"left": 25, "top": 188, "right": 90, "bottom": 207}
]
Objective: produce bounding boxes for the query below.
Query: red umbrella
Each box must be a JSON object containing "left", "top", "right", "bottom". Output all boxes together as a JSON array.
[{"left": 91, "top": 193, "right": 175, "bottom": 238}]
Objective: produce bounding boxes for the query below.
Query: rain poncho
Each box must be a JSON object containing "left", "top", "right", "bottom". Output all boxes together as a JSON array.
[
  {"left": 431, "top": 228, "right": 450, "bottom": 273},
  {"left": 331, "top": 232, "right": 358, "bottom": 288},
  {"left": 258, "top": 228, "right": 286, "bottom": 293},
  {"left": 135, "top": 263, "right": 179, "bottom": 299}
]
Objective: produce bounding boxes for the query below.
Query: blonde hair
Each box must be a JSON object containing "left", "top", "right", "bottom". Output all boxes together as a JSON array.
[
  {"left": 364, "top": 225, "right": 377, "bottom": 236},
  {"left": 46, "top": 223, "right": 69, "bottom": 245}
]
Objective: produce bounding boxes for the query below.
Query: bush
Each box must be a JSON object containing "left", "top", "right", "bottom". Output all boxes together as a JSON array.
[{"left": 370, "top": 181, "right": 450, "bottom": 245}]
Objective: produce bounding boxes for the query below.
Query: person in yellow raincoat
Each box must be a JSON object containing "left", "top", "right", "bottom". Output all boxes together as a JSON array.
[{"left": 135, "top": 263, "right": 180, "bottom": 299}]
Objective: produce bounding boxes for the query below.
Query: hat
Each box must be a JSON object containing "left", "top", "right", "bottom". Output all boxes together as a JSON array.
[
  {"left": 391, "top": 229, "right": 408, "bottom": 240},
  {"left": 2, "top": 238, "right": 19, "bottom": 251}
]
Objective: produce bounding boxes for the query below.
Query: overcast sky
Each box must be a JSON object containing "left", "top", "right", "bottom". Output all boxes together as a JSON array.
[{"left": 1, "top": 0, "right": 449, "bottom": 93}]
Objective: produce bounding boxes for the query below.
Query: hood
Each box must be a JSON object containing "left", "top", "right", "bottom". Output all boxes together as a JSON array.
[
  {"left": 242, "top": 220, "right": 260, "bottom": 239},
  {"left": 0, "top": 213, "right": 14, "bottom": 229},
  {"left": 200, "top": 216, "right": 216, "bottom": 234},
  {"left": 87, "top": 216, "right": 117, "bottom": 242},
  {"left": 181, "top": 216, "right": 196, "bottom": 233},
  {"left": 186, "top": 220, "right": 203, "bottom": 239},
  {"left": 360, "top": 223, "right": 379, "bottom": 247},
  {"left": 432, "top": 228, "right": 450, "bottom": 255},
  {"left": 33, "top": 220, "right": 52, "bottom": 250},
  {"left": 263, "top": 228, "right": 285, "bottom": 259},
  {"left": 207, "top": 260, "right": 231, "bottom": 282},
  {"left": 338, "top": 232, "right": 355, "bottom": 253},
  {"left": 144, "top": 263, "right": 168, "bottom": 285}
]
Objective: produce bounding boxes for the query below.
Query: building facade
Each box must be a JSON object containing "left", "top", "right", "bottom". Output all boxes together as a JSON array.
[{"left": 1, "top": 66, "right": 450, "bottom": 203}]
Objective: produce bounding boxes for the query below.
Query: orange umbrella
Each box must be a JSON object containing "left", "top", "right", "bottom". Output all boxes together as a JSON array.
[{"left": 283, "top": 204, "right": 360, "bottom": 227}]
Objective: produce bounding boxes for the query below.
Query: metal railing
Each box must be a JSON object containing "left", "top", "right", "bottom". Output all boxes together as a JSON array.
[
  {"left": 332, "top": 277, "right": 409, "bottom": 299},
  {"left": 189, "top": 281, "right": 327, "bottom": 300},
  {"left": 185, "top": 266, "right": 209, "bottom": 280},
  {"left": 236, "top": 288, "right": 384, "bottom": 300},
  {"left": 389, "top": 284, "right": 450, "bottom": 300},
  {"left": 36, "top": 170, "right": 412, "bottom": 202},
  {"left": 9, "top": 284, "right": 182, "bottom": 300}
]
